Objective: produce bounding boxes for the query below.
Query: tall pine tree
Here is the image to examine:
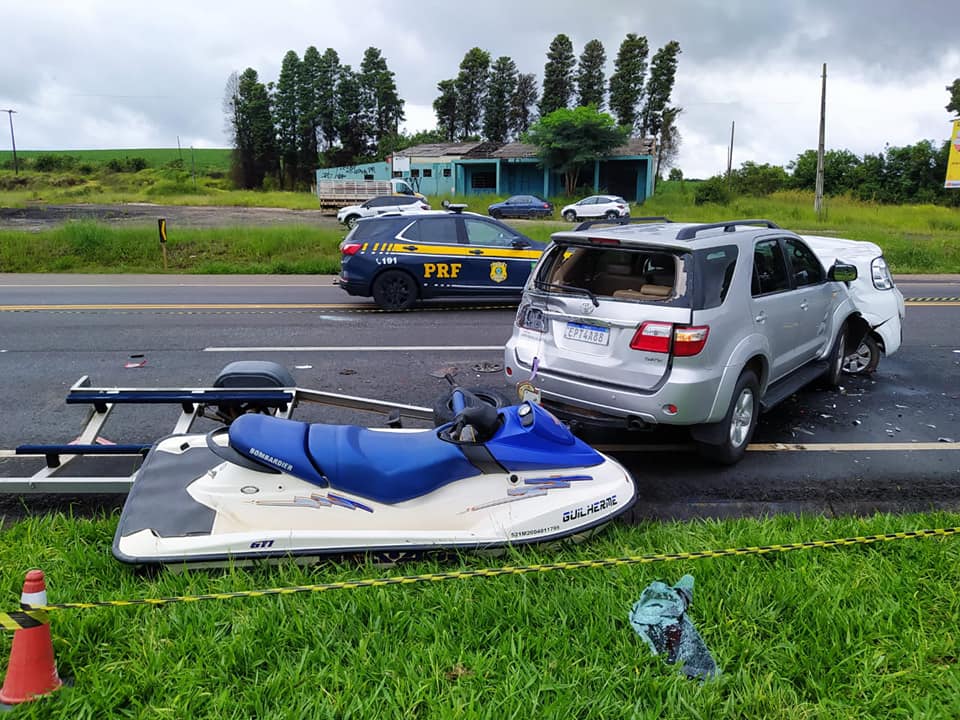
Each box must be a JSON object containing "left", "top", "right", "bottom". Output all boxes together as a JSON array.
[
  {"left": 509, "top": 73, "right": 538, "bottom": 139},
  {"left": 483, "top": 56, "right": 518, "bottom": 142},
  {"left": 433, "top": 79, "right": 458, "bottom": 142},
  {"left": 576, "top": 39, "right": 606, "bottom": 109},
  {"left": 360, "top": 46, "right": 405, "bottom": 154},
  {"left": 297, "top": 46, "right": 322, "bottom": 184},
  {"left": 224, "top": 69, "right": 277, "bottom": 189},
  {"left": 639, "top": 41, "right": 682, "bottom": 139},
  {"left": 274, "top": 50, "right": 302, "bottom": 187},
  {"left": 316, "top": 49, "right": 341, "bottom": 151},
  {"left": 539, "top": 34, "right": 576, "bottom": 116},
  {"left": 454, "top": 47, "right": 491, "bottom": 139},
  {"left": 608, "top": 33, "right": 648, "bottom": 132},
  {"left": 336, "top": 65, "right": 374, "bottom": 162}
]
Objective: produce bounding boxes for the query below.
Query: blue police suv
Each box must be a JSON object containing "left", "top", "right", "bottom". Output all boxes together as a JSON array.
[{"left": 337, "top": 206, "right": 546, "bottom": 310}]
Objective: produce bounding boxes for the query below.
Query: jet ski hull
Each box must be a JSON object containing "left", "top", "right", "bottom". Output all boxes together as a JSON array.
[{"left": 113, "top": 431, "right": 636, "bottom": 567}]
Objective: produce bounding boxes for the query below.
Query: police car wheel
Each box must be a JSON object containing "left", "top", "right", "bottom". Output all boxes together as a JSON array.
[{"left": 372, "top": 270, "right": 417, "bottom": 311}]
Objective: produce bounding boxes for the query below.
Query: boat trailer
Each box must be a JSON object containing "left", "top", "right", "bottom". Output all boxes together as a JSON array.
[{"left": 0, "top": 361, "right": 434, "bottom": 495}]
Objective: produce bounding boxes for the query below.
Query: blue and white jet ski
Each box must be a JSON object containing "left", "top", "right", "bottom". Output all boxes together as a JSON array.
[{"left": 112, "top": 389, "right": 636, "bottom": 567}]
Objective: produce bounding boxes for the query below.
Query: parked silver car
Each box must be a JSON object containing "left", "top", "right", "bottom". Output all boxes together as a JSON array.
[{"left": 503, "top": 219, "right": 862, "bottom": 464}]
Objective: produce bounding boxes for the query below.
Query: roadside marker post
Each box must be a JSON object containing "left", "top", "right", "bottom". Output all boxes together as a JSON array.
[{"left": 158, "top": 218, "right": 168, "bottom": 270}]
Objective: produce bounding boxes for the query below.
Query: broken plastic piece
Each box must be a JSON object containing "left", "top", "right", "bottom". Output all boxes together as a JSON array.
[
  {"left": 629, "top": 575, "right": 718, "bottom": 681},
  {"left": 124, "top": 354, "right": 147, "bottom": 369}
]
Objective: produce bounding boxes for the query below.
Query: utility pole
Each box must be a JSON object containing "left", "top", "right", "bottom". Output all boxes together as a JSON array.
[
  {"left": 814, "top": 63, "right": 827, "bottom": 218},
  {"left": 1, "top": 109, "right": 18, "bottom": 175},
  {"left": 726, "top": 120, "right": 735, "bottom": 186}
]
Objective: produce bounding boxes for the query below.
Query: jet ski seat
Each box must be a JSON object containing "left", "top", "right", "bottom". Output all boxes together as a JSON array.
[{"left": 228, "top": 414, "right": 481, "bottom": 504}]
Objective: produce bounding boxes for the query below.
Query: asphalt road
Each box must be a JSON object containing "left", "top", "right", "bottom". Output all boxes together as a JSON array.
[{"left": 1, "top": 273, "right": 958, "bottom": 523}]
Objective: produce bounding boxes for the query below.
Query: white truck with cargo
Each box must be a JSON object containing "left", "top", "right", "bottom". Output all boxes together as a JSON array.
[{"left": 316, "top": 178, "right": 422, "bottom": 213}]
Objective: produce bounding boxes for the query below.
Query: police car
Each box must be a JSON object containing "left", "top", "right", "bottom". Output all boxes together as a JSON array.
[{"left": 336, "top": 205, "right": 547, "bottom": 310}]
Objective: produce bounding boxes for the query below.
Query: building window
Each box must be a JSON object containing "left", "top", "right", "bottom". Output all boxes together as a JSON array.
[
  {"left": 423, "top": 168, "right": 433, "bottom": 177},
  {"left": 442, "top": 168, "right": 451, "bottom": 177},
  {"left": 470, "top": 171, "right": 496, "bottom": 189},
  {"left": 392, "top": 170, "right": 402, "bottom": 178},
  {"left": 411, "top": 169, "right": 420, "bottom": 177},
  {"left": 364, "top": 174, "right": 374, "bottom": 181}
]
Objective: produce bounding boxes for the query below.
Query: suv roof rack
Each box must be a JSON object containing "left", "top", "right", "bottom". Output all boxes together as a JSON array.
[
  {"left": 675, "top": 219, "right": 780, "bottom": 241},
  {"left": 574, "top": 216, "right": 673, "bottom": 232}
]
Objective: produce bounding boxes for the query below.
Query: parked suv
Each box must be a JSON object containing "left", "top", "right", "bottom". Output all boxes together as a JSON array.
[
  {"left": 337, "top": 195, "right": 431, "bottom": 229},
  {"left": 503, "top": 218, "right": 861, "bottom": 464},
  {"left": 560, "top": 195, "right": 630, "bottom": 223}
]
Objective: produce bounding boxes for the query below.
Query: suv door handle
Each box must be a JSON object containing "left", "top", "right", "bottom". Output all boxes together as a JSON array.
[
  {"left": 402, "top": 245, "right": 417, "bottom": 251},
  {"left": 755, "top": 311, "right": 766, "bottom": 323},
  {"left": 800, "top": 299, "right": 809, "bottom": 310},
  {"left": 469, "top": 249, "right": 484, "bottom": 255}
]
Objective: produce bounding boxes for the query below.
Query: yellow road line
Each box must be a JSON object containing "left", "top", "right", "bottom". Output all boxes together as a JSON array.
[
  {"left": 596, "top": 441, "right": 960, "bottom": 452},
  {"left": 0, "top": 303, "right": 371, "bottom": 311}
]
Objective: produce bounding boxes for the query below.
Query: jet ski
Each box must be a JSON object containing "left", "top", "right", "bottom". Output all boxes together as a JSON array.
[{"left": 112, "top": 388, "right": 637, "bottom": 567}]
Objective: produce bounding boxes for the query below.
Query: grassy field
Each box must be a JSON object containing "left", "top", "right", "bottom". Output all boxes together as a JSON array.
[
  {"left": 0, "top": 511, "right": 957, "bottom": 718},
  {"left": 0, "top": 148, "right": 232, "bottom": 172}
]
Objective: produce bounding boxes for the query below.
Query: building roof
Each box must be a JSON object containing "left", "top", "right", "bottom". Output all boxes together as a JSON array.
[
  {"left": 395, "top": 142, "right": 485, "bottom": 158},
  {"left": 491, "top": 138, "right": 656, "bottom": 159}
]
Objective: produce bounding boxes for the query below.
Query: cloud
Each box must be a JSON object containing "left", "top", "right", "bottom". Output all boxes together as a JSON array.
[{"left": 0, "top": 0, "right": 957, "bottom": 179}]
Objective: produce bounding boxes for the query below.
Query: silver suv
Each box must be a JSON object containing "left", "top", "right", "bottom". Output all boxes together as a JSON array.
[{"left": 503, "top": 218, "right": 861, "bottom": 464}]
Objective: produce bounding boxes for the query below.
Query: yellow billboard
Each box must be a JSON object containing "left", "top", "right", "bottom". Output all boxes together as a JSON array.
[{"left": 947, "top": 120, "right": 960, "bottom": 189}]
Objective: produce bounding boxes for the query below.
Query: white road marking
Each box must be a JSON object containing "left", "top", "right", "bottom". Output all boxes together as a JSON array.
[{"left": 203, "top": 345, "right": 503, "bottom": 352}]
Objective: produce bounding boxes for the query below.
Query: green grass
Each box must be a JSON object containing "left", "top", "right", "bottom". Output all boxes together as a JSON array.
[
  {"left": 0, "top": 148, "right": 232, "bottom": 173},
  {"left": 0, "top": 222, "right": 345, "bottom": 274},
  {"left": 0, "top": 512, "right": 958, "bottom": 718}
]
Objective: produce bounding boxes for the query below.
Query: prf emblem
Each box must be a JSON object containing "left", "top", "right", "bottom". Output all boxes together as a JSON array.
[{"left": 490, "top": 262, "right": 508, "bottom": 283}]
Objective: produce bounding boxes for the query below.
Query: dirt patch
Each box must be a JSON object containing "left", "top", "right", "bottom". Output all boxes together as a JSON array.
[{"left": 0, "top": 203, "right": 341, "bottom": 232}]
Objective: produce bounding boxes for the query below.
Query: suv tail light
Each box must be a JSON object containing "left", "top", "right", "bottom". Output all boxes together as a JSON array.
[
  {"left": 339, "top": 242, "right": 362, "bottom": 256},
  {"left": 542, "top": 203, "right": 550, "bottom": 209},
  {"left": 516, "top": 304, "right": 546, "bottom": 332},
  {"left": 630, "top": 322, "right": 709, "bottom": 356},
  {"left": 589, "top": 237, "right": 621, "bottom": 246}
]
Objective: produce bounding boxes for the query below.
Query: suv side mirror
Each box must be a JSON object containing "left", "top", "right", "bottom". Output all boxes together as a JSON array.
[
  {"left": 512, "top": 238, "right": 531, "bottom": 249},
  {"left": 827, "top": 261, "right": 858, "bottom": 283}
]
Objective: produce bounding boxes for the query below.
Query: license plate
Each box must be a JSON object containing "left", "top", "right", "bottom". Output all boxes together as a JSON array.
[{"left": 564, "top": 322, "right": 609, "bottom": 345}]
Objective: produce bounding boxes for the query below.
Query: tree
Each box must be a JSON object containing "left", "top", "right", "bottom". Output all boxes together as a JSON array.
[
  {"left": 525, "top": 106, "right": 630, "bottom": 195},
  {"left": 360, "top": 46, "right": 405, "bottom": 151},
  {"left": 335, "top": 65, "right": 374, "bottom": 163},
  {"left": 508, "top": 73, "right": 538, "bottom": 139},
  {"left": 274, "top": 50, "right": 302, "bottom": 188},
  {"left": 224, "top": 69, "right": 277, "bottom": 189},
  {"left": 639, "top": 41, "right": 681, "bottom": 139},
  {"left": 297, "top": 46, "right": 323, "bottom": 184},
  {"left": 608, "top": 33, "right": 649, "bottom": 132},
  {"left": 576, "top": 39, "right": 606, "bottom": 109},
  {"left": 454, "top": 47, "right": 491, "bottom": 139},
  {"left": 483, "top": 56, "right": 518, "bottom": 142},
  {"left": 948, "top": 78, "right": 960, "bottom": 118},
  {"left": 433, "top": 79, "right": 458, "bottom": 141},
  {"left": 656, "top": 105, "right": 682, "bottom": 178},
  {"left": 315, "top": 49, "right": 341, "bottom": 150},
  {"left": 539, "top": 34, "right": 576, "bottom": 117}
]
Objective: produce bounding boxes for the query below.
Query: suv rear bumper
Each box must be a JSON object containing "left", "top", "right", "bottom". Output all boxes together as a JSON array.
[{"left": 505, "top": 344, "right": 723, "bottom": 427}]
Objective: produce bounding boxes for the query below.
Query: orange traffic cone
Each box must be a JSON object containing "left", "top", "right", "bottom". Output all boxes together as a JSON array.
[{"left": 0, "top": 570, "right": 63, "bottom": 706}]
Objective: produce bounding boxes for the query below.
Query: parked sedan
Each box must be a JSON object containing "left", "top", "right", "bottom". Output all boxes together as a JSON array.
[
  {"left": 560, "top": 195, "right": 630, "bottom": 222},
  {"left": 337, "top": 195, "right": 431, "bottom": 229},
  {"left": 487, "top": 195, "right": 554, "bottom": 220}
]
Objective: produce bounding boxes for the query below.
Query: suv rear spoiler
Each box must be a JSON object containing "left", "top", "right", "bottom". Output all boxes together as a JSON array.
[{"left": 574, "top": 216, "right": 673, "bottom": 232}]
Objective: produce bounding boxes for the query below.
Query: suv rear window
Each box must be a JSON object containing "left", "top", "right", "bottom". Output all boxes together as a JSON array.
[{"left": 535, "top": 244, "right": 689, "bottom": 306}]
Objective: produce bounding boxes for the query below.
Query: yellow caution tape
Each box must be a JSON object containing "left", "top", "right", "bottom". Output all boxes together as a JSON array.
[{"left": 1, "top": 526, "right": 957, "bottom": 632}]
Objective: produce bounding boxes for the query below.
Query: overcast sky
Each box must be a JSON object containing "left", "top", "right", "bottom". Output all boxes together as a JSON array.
[{"left": 1, "top": 0, "right": 957, "bottom": 178}]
